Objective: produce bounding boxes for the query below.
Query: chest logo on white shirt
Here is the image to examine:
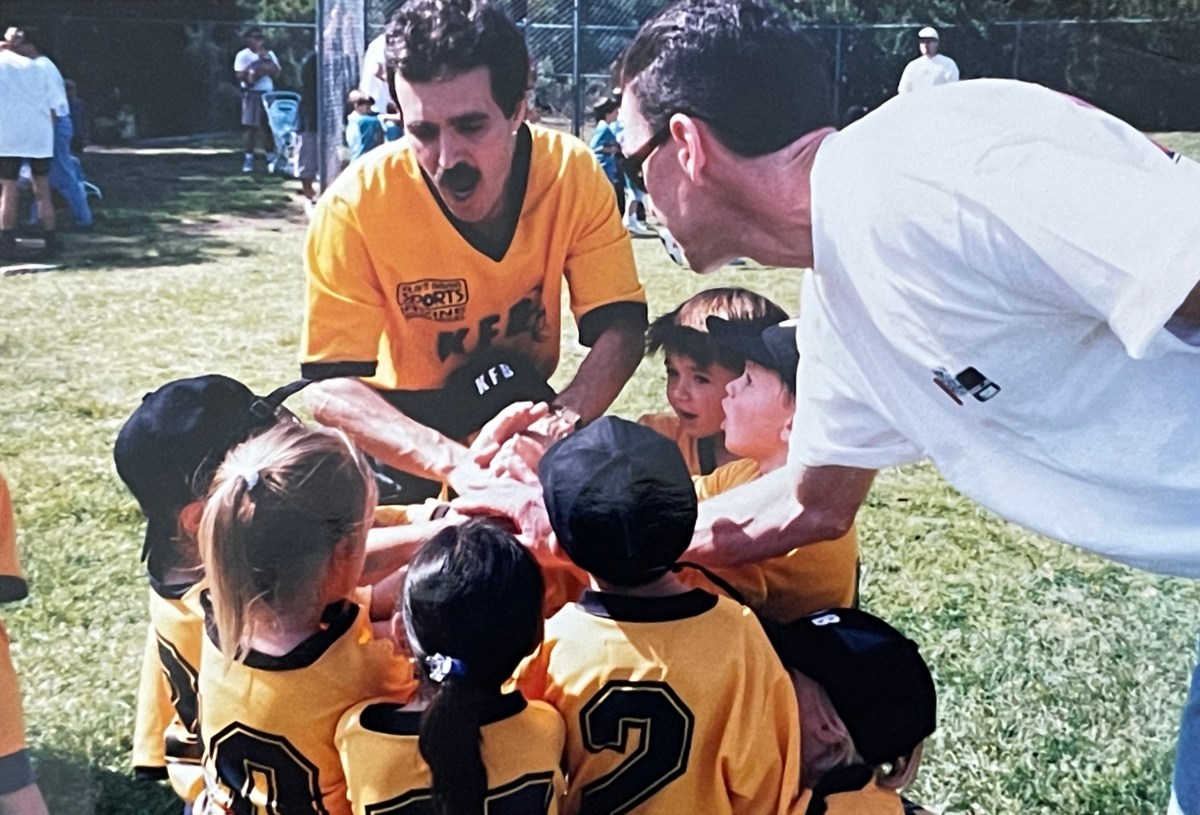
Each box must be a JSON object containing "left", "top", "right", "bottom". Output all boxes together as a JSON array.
[{"left": 932, "top": 366, "right": 1001, "bottom": 405}]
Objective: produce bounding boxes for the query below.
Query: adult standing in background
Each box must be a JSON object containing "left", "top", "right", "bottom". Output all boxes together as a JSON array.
[
  {"left": 612, "top": 1, "right": 1200, "bottom": 812},
  {"left": 0, "top": 30, "right": 57, "bottom": 261},
  {"left": 294, "top": 50, "right": 319, "bottom": 208},
  {"left": 6, "top": 27, "right": 91, "bottom": 230},
  {"left": 233, "top": 27, "right": 280, "bottom": 174},
  {"left": 897, "top": 26, "right": 958, "bottom": 94}
]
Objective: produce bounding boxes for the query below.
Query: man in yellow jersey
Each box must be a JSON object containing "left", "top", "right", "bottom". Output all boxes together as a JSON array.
[{"left": 301, "top": 0, "right": 647, "bottom": 503}]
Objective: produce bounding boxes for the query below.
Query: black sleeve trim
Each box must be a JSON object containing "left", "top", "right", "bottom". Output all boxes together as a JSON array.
[
  {"left": 0, "top": 576, "right": 28, "bottom": 604},
  {"left": 577, "top": 301, "right": 648, "bottom": 348},
  {"left": 133, "top": 765, "right": 170, "bottom": 782},
  {"left": 0, "top": 750, "right": 36, "bottom": 794},
  {"left": 300, "top": 360, "right": 378, "bottom": 380}
]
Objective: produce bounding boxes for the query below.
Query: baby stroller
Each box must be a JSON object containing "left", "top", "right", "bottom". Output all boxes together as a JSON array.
[{"left": 262, "top": 91, "right": 302, "bottom": 176}]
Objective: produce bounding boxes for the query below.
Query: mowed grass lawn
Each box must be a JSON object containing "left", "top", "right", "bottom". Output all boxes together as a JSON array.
[{"left": 1, "top": 131, "right": 1198, "bottom": 815}]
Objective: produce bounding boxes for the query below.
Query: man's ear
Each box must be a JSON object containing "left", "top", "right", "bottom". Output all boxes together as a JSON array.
[
  {"left": 780, "top": 413, "right": 794, "bottom": 444},
  {"left": 178, "top": 500, "right": 205, "bottom": 536},
  {"left": 511, "top": 95, "right": 528, "bottom": 132},
  {"left": 670, "top": 112, "right": 708, "bottom": 184}
]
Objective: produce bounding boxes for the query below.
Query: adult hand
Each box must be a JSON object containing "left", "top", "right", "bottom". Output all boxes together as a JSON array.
[
  {"left": 452, "top": 477, "right": 559, "bottom": 560},
  {"left": 466, "top": 401, "right": 551, "bottom": 469}
]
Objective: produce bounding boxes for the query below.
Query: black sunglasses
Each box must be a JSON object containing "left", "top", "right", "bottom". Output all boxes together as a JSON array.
[{"left": 618, "top": 123, "right": 671, "bottom": 194}]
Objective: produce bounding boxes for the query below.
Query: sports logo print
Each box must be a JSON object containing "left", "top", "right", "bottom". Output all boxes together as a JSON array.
[{"left": 398, "top": 279, "right": 468, "bottom": 322}]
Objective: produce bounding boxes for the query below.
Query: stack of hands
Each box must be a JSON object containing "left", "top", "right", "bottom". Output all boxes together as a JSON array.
[{"left": 446, "top": 401, "right": 579, "bottom": 562}]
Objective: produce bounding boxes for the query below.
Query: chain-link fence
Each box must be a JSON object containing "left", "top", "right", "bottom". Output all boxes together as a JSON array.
[{"left": 8, "top": 6, "right": 1199, "bottom": 175}]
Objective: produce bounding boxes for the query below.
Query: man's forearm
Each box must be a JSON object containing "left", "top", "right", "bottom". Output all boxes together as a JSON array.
[
  {"left": 687, "top": 462, "right": 874, "bottom": 567},
  {"left": 305, "top": 377, "right": 469, "bottom": 482},
  {"left": 553, "top": 315, "right": 645, "bottom": 423}
]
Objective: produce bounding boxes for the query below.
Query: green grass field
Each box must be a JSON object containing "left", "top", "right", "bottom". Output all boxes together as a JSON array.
[{"left": 1, "top": 132, "right": 1198, "bottom": 814}]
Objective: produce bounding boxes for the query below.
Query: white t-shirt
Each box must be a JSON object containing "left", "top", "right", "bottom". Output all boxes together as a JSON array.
[
  {"left": 32, "top": 55, "right": 69, "bottom": 117},
  {"left": 360, "top": 34, "right": 390, "bottom": 115},
  {"left": 0, "top": 50, "right": 56, "bottom": 157},
  {"left": 233, "top": 47, "right": 279, "bottom": 92},
  {"left": 897, "top": 52, "right": 959, "bottom": 94},
  {"left": 795, "top": 79, "right": 1200, "bottom": 577}
]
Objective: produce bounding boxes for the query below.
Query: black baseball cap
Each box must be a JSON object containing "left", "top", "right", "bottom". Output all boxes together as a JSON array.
[
  {"left": 437, "top": 347, "right": 556, "bottom": 441},
  {"left": 113, "top": 375, "right": 310, "bottom": 562},
  {"left": 706, "top": 316, "right": 799, "bottom": 393},
  {"left": 765, "top": 608, "right": 937, "bottom": 765},
  {"left": 539, "top": 417, "right": 697, "bottom": 587}
]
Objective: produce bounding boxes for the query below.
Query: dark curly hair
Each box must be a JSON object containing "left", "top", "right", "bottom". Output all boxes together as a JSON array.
[
  {"left": 621, "top": 0, "right": 832, "bottom": 157},
  {"left": 386, "top": 0, "right": 530, "bottom": 118}
]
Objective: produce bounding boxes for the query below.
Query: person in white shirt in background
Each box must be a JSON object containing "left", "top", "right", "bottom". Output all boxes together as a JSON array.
[
  {"left": 233, "top": 27, "right": 280, "bottom": 174},
  {"left": 360, "top": 32, "right": 404, "bottom": 141},
  {"left": 897, "top": 26, "right": 959, "bottom": 94},
  {"left": 0, "top": 29, "right": 57, "bottom": 261},
  {"left": 5, "top": 27, "right": 91, "bottom": 230}
]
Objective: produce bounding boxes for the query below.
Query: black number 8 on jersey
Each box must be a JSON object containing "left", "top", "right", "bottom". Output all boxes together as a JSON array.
[{"left": 579, "top": 680, "right": 695, "bottom": 815}]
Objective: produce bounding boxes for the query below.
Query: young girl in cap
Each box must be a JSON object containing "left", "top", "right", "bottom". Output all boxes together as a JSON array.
[
  {"left": 336, "top": 519, "right": 566, "bottom": 814},
  {"left": 194, "top": 422, "right": 416, "bottom": 815},
  {"left": 764, "top": 608, "right": 937, "bottom": 814}
]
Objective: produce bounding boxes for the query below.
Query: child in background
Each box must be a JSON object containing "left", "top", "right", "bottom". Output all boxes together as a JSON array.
[
  {"left": 346, "top": 90, "right": 386, "bottom": 163},
  {"left": 590, "top": 95, "right": 624, "bottom": 217},
  {"left": 0, "top": 473, "right": 50, "bottom": 815},
  {"left": 765, "top": 608, "right": 937, "bottom": 814},
  {"left": 640, "top": 288, "right": 789, "bottom": 475},
  {"left": 674, "top": 317, "right": 859, "bottom": 621},
  {"left": 114, "top": 374, "right": 310, "bottom": 804},
  {"left": 337, "top": 519, "right": 566, "bottom": 814},
  {"left": 524, "top": 417, "right": 802, "bottom": 815},
  {"left": 194, "top": 423, "right": 416, "bottom": 815}
]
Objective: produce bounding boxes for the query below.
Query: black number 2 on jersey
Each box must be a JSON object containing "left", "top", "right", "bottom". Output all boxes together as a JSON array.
[{"left": 578, "top": 680, "right": 695, "bottom": 815}]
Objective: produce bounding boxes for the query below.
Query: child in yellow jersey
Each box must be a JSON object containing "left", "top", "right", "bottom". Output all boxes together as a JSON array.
[
  {"left": 194, "top": 423, "right": 417, "bottom": 815},
  {"left": 672, "top": 318, "right": 859, "bottom": 622},
  {"left": 524, "top": 417, "right": 802, "bottom": 815},
  {"left": 640, "top": 288, "right": 789, "bottom": 476},
  {"left": 0, "top": 473, "right": 50, "bottom": 815},
  {"left": 764, "top": 609, "right": 937, "bottom": 815},
  {"left": 337, "top": 518, "right": 566, "bottom": 815},
  {"left": 114, "top": 374, "right": 311, "bottom": 801}
]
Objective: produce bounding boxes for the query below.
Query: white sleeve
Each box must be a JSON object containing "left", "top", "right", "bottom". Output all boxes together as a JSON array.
[
  {"left": 897, "top": 63, "right": 912, "bottom": 94},
  {"left": 972, "top": 90, "right": 1200, "bottom": 359},
  {"left": 948, "top": 57, "right": 959, "bottom": 81},
  {"left": 788, "top": 312, "right": 921, "bottom": 470},
  {"left": 233, "top": 50, "right": 253, "bottom": 72}
]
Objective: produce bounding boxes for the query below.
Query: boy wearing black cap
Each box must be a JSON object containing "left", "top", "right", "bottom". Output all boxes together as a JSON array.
[
  {"left": 765, "top": 608, "right": 937, "bottom": 814},
  {"left": 523, "top": 416, "right": 802, "bottom": 815},
  {"left": 673, "top": 318, "right": 858, "bottom": 623},
  {"left": 113, "top": 375, "right": 308, "bottom": 802}
]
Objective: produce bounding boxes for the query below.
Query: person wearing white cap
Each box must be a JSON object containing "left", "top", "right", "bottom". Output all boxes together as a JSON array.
[{"left": 897, "top": 26, "right": 959, "bottom": 94}]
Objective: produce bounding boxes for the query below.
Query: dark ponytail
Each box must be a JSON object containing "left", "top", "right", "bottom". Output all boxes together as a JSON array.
[
  {"left": 418, "top": 677, "right": 490, "bottom": 814},
  {"left": 402, "top": 519, "right": 544, "bottom": 815}
]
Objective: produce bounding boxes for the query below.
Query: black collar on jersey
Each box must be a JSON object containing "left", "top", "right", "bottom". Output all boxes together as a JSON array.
[
  {"left": 421, "top": 123, "right": 533, "bottom": 263},
  {"left": 805, "top": 763, "right": 875, "bottom": 815},
  {"left": 201, "top": 590, "right": 360, "bottom": 671},
  {"left": 577, "top": 588, "right": 717, "bottom": 622},
  {"left": 148, "top": 571, "right": 201, "bottom": 601},
  {"left": 357, "top": 691, "right": 528, "bottom": 736}
]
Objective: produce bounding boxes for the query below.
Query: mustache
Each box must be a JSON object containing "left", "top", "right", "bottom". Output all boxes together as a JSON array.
[{"left": 437, "top": 163, "right": 481, "bottom": 191}]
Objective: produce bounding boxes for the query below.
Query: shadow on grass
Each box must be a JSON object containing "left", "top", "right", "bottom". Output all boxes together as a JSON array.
[
  {"left": 32, "top": 746, "right": 179, "bottom": 815},
  {"left": 67, "top": 136, "right": 306, "bottom": 270}
]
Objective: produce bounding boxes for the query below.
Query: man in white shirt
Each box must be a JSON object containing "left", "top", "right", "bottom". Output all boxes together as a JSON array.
[
  {"left": 0, "top": 31, "right": 57, "bottom": 261},
  {"left": 232, "top": 27, "right": 280, "bottom": 174},
  {"left": 609, "top": 1, "right": 1200, "bottom": 812},
  {"left": 7, "top": 27, "right": 91, "bottom": 229},
  {"left": 897, "top": 26, "right": 959, "bottom": 94}
]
